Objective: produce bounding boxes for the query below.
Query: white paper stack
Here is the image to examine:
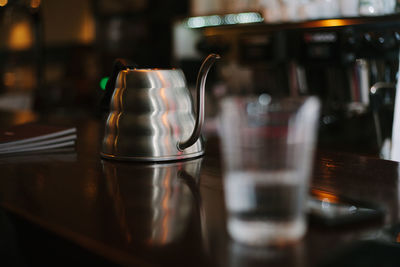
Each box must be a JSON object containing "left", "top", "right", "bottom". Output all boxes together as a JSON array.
[{"left": 0, "top": 123, "right": 77, "bottom": 155}]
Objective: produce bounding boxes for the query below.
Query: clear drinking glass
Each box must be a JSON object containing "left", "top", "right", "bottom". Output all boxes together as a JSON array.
[{"left": 218, "top": 95, "right": 320, "bottom": 246}]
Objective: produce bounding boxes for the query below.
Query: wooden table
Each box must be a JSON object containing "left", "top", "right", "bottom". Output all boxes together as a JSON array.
[{"left": 0, "top": 114, "right": 399, "bottom": 266}]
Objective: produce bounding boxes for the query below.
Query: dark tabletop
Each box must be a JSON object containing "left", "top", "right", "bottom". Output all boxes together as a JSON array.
[{"left": 0, "top": 113, "right": 399, "bottom": 267}]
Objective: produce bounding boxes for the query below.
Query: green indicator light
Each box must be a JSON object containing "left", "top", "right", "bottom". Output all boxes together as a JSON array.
[{"left": 100, "top": 77, "right": 109, "bottom": 91}]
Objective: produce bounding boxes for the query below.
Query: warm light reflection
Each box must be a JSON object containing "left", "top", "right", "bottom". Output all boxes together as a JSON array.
[
  {"left": 313, "top": 19, "right": 351, "bottom": 28},
  {"left": 8, "top": 20, "right": 33, "bottom": 50},
  {"left": 85, "top": 179, "right": 98, "bottom": 200},
  {"left": 30, "top": 0, "right": 40, "bottom": 8},
  {"left": 114, "top": 112, "right": 122, "bottom": 150},
  {"left": 0, "top": 0, "right": 7, "bottom": 7},
  {"left": 396, "top": 232, "right": 400, "bottom": 243},
  {"left": 311, "top": 189, "right": 339, "bottom": 204},
  {"left": 105, "top": 112, "right": 117, "bottom": 149},
  {"left": 157, "top": 71, "right": 171, "bottom": 156},
  {"left": 160, "top": 168, "right": 172, "bottom": 244},
  {"left": 12, "top": 111, "right": 37, "bottom": 125},
  {"left": 3, "top": 72, "right": 16, "bottom": 87},
  {"left": 160, "top": 87, "right": 171, "bottom": 154},
  {"left": 103, "top": 72, "right": 126, "bottom": 154},
  {"left": 80, "top": 10, "right": 95, "bottom": 44},
  {"left": 319, "top": 158, "right": 337, "bottom": 180}
]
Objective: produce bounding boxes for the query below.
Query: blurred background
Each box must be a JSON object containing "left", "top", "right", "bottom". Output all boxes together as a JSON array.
[
  {"left": 1, "top": 0, "right": 400, "bottom": 157},
  {"left": 0, "top": 0, "right": 189, "bottom": 115}
]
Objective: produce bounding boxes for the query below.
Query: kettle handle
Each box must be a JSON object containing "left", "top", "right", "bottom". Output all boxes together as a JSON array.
[
  {"left": 177, "top": 54, "right": 220, "bottom": 151},
  {"left": 100, "top": 58, "right": 137, "bottom": 113}
]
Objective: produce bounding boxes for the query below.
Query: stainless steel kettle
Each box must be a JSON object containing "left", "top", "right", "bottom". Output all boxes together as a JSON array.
[{"left": 101, "top": 54, "right": 220, "bottom": 161}]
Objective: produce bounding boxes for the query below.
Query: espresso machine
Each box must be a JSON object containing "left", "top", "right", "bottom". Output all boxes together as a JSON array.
[
  {"left": 288, "top": 24, "right": 399, "bottom": 156},
  {"left": 173, "top": 17, "right": 400, "bottom": 156}
]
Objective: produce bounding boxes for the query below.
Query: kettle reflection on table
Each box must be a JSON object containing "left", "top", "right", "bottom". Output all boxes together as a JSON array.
[{"left": 101, "top": 158, "right": 203, "bottom": 246}]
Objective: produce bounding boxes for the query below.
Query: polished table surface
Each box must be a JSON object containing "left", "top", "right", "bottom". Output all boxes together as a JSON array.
[{"left": 0, "top": 113, "right": 400, "bottom": 266}]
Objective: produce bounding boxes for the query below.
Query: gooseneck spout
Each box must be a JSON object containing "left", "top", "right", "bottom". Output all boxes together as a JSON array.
[{"left": 178, "top": 53, "right": 221, "bottom": 151}]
